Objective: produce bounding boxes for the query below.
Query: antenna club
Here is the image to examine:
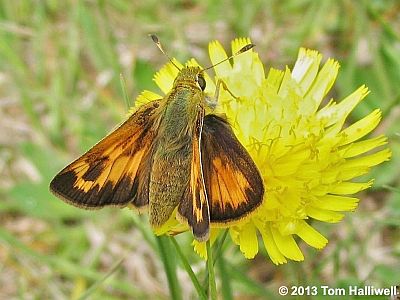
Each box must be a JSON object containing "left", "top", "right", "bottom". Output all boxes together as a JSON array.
[
  {"left": 202, "top": 43, "right": 256, "bottom": 72},
  {"left": 149, "top": 34, "right": 181, "bottom": 71},
  {"left": 238, "top": 43, "right": 256, "bottom": 54},
  {"left": 149, "top": 34, "right": 159, "bottom": 44}
]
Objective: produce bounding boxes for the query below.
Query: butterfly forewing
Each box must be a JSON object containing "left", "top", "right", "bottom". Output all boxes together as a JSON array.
[{"left": 50, "top": 100, "right": 161, "bottom": 209}]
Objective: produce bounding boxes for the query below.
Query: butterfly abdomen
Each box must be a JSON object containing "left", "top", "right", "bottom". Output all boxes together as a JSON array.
[{"left": 149, "top": 146, "right": 192, "bottom": 228}]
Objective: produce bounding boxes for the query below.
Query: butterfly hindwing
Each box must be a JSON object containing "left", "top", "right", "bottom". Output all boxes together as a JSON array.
[
  {"left": 177, "top": 107, "right": 210, "bottom": 242},
  {"left": 201, "top": 114, "right": 264, "bottom": 224},
  {"left": 50, "top": 100, "right": 161, "bottom": 209}
]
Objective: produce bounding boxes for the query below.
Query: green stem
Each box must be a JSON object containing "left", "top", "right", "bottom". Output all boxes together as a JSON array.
[
  {"left": 170, "top": 237, "right": 207, "bottom": 300},
  {"left": 202, "top": 229, "right": 229, "bottom": 290},
  {"left": 217, "top": 255, "right": 233, "bottom": 300},
  {"left": 206, "top": 240, "right": 217, "bottom": 300},
  {"left": 212, "top": 229, "right": 229, "bottom": 264},
  {"left": 156, "top": 236, "right": 182, "bottom": 300}
]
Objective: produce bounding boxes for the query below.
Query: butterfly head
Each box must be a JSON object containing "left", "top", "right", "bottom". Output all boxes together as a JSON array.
[{"left": 173, "top": 66, "right": 206, "bottom": 92}]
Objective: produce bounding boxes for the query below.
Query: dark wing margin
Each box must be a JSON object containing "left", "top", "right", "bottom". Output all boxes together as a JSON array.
[
  {"left": 49, "top": 100, "right": 161, "bottom": 209},
  {"left": 201, "top": 114, "right": 264, "bottom": 224},
  {"left": 177, "top": 107, "right": 210, "bottom": 242}
]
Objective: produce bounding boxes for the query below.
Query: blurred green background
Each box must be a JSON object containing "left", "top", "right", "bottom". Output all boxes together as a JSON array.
[{"left": 1, "top": 0, "right": 399, "bottom": 299}]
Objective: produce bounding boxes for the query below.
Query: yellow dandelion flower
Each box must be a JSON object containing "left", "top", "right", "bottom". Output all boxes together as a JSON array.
[{"left": 134, "top": 38, "right": 391, "bottom": 264}]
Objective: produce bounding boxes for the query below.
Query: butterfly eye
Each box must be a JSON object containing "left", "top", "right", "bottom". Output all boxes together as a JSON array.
[{"left": 197, "top": 74, "right": 206, "bottom": 91}]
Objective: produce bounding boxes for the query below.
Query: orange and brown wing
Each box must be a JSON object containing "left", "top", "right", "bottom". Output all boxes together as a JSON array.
[
  {"left": 201, "top": 114, "right": 264, "bottom": 225},
  {"left": 177, "top": 108, "right": 210, "bottom": 242},
  {"left": 50, "top": 100, "right": 161, "bottom": 209}
]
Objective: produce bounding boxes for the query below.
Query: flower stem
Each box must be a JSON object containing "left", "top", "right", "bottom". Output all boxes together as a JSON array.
[
  {"left": 170, "top": 237, "right": 207, "bottom": 300},
  {"left": 156, "top": 236, "right": 182, "bottom": 300},
  {"left": 212, "top": 229, "right": 229, "bottom": 264},
  {"left": 202, "top": 229, "right": 229, "bottom": 290},
  {"left": 206, "top": 240, "right": 217, "bottom": 300}
]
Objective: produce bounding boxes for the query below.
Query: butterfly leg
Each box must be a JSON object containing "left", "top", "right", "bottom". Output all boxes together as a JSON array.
[
  {"left": 214, "top": 79, "right": 239, "bottom": 100},
  {"left": 205, "top": 79, "right": 239, "bottom": 109}
]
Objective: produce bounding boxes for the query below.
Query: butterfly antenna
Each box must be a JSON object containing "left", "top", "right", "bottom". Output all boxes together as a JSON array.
[
  {"left": 149, "top": 34, "right": 181, "bottom": 71},
  {"left": 202, "top": 43, "right": 255, "bottom": 72}
]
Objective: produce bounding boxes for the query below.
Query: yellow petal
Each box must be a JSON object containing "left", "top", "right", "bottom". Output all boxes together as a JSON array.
[
  {"left": 296, "top": 220, "right": 328, "bottom": 249},
  {"left": 192, "top": 229, "right": 220, "bottom": 260},
  {"left": 250, "top": 52, "right": 265, "bottom": 85},
  {"left": 153, "top": 59, "right": 183, "bottom": 94},
  {"left": 291, "top": 48, "right": 322, "bottom": 94},
  {"left": 337, "top": 167, "right": 370, "bottom": 181},
  {"left": 277, "top": 220, "right": 299, "bottom": 235},
  {"left": 311, "top": 195, "right": 359, "bottom": 211},
  {"left": 185, "top": 58, "right": 201, "bottom": 67},
  {"left": 300, "top": 58, "right": 339, "bottom": 115},
  {"left": 340, "top": 109, "right": 382, "bottom": 145},
  {"left": 340, "top": 135, "right": 388, "bottom": 158},
  {"left": 329, "top": 180, "right": 373, "bottom": 194},
  {"left": 318, "top": 85, "right": 369, "bottom": 129},
  {"left": 231, "top": 37, "right": 252, "bottom": 54},
  {"left": 306, "top": 206, "right": 344, "bottom": 223},
  {"left": 272, "top": 227, "right": 304, "bottom": 261},
  {"left": 258, "top": 223, "right": 287, "bottom": 264},
  {"left": 341, "top": 149, "right": 392, "bottom": 170},
  {"left": 133, "top": 90, "right": 162, "bottom": 108},
  {"left": 229, "top": 226, "right": 240, "bottom": 245},
  {"left": 231, "top": 38, "right": 253, "bottom": 75},
  {"left": 238, "top": 222, "right": 258, "bottom": 259},
  {"left": 153, "top": 208, "right": 180, "bottom": 236},
  {"left": 278, "top": 67, "right": 302, "bottom": 98},
  {"left": 208, "top": 40, "right": 231, "bottom": 77},
  {"left": 273, "top": 148, "right": 310, "bottom": 176},
  {"left": 265, "top": 68, "right": 285, "bottom": 94}
]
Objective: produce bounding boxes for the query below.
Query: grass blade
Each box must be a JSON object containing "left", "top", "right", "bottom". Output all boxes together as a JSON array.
[
  {"left": 78, "top": 257, "right": 124, "bottom": 300},
  {"left": 217, "top": 255, "right": 233, "bottom": 300},
  {"left": 170, "top": 237, "right": 207, "bottom": 300},
  {"left": 156, "top": 236, "right": 182, "bottom": 300}
]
